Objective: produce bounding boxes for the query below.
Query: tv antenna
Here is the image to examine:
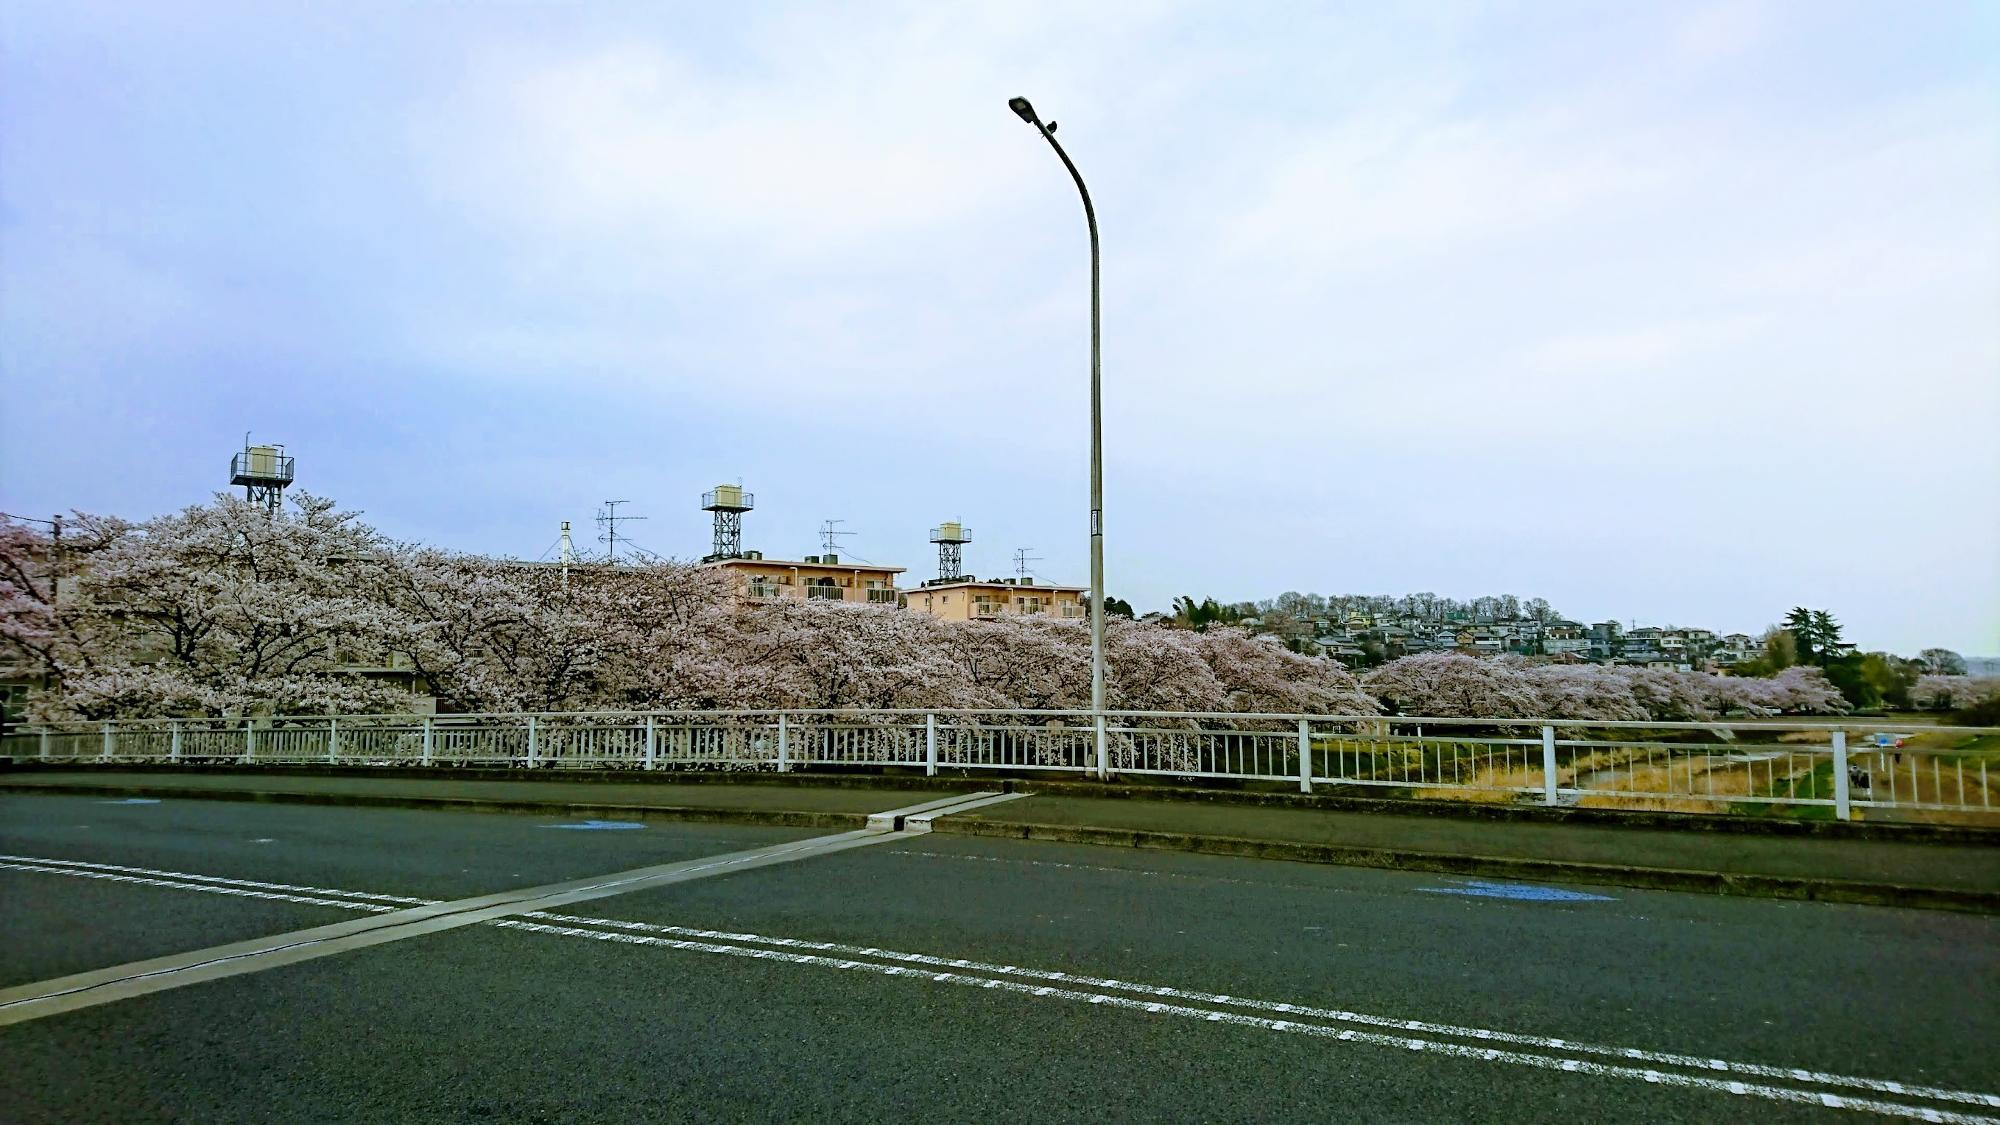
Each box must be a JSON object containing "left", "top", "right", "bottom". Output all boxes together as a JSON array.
[
  {"left": 596, "top": 500, "right": 647, "bottom": 563},
  {"left": 819, "top": 519, "right": 855, "bottom": 556},
  {"left": 1013, "top": 546, "right": 1042, "bottom": 579}
]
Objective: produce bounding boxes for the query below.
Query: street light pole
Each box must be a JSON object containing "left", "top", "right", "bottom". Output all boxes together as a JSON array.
[{"left": 1008, "top": 95, "right": 1107, "bottom": 779}]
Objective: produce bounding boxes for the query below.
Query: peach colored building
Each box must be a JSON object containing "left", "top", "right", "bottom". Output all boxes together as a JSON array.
[
  {"left": 906, "top": 577, "right": 1087, "bottom": 622},
  {"left": 704, "top": 553, "right": 904, "bottom": 606}
]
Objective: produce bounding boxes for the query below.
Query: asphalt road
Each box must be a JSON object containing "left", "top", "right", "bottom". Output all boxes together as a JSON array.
[{"left": 1, "top": 793, "right": 1995, "bottom": 1123}]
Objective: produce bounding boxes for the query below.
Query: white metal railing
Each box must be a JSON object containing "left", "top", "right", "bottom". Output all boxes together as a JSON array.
[{"left": 4, "top": 710, "right": 1995, "bottom": 822}]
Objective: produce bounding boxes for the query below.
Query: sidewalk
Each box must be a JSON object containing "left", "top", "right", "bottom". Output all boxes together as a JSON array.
[
  {"left": 940, "top": 795, "right": 2000, "bottom": 911},
  {"left": 4, "top": 769, "right": 1995, "bottom": 912}
]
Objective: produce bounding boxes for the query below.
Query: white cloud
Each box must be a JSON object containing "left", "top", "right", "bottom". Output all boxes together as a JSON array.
[
  {"left": 1527, "top": 316, "right": 1761, "bottom": 374},
  {"left": 1676, "top": 2, "right": 1770, "bottom": 61},
  {"left": 1218, "top": 99, "right": 1662, "bottom": 266}
]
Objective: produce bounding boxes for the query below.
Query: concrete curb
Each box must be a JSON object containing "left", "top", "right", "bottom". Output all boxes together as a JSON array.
[
  {"left": 0, "top": 781, "right": 870, "bottom": 831},
  {"left": 928, "top": 818, "right": 2000, "bottom": 916}
]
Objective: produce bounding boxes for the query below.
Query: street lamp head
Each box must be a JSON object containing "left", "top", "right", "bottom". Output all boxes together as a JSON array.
[{"left": 1007, "top": 96, "right": 1039, "bottom": 125}]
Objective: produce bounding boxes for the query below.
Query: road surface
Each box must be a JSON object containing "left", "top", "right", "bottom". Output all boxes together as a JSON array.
[{"left": 2, "top": 793, "right": 1995, "bottom": 1122}]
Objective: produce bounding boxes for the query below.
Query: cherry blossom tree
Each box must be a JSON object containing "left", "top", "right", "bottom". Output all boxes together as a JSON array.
[
  {"left": 1190, "top": 627, "right": 1378, "bottom": 715},
  {"left": 1362, "top": 652, "right": 1542, "bottom": 717},
  {"left": 1, "top": 493, "right": 1871, "bottom": 724},
  {"left": 1519, "top": 663, "right": 1648, "bottom": 721},
  {"left": 1911, "top": 675, "right": 2000, "bottom": 712},
  {"left": 3, "top": 495, "right": 411, "bottom": 718}
]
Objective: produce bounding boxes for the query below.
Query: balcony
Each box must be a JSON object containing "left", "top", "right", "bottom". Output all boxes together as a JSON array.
[
  {"left": 972, "top": 603, "right": 1003, "bottom": 617},
  {"left": 741, "top": 580, "right": 901, "bottom": 606},
  {"left": 701, "top": 488, "right": 754, "bottom": 511}
]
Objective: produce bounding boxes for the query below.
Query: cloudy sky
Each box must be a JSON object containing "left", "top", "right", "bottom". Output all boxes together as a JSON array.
[{"left": 3, "top": 1, "right": 1995, "bottom": 653}]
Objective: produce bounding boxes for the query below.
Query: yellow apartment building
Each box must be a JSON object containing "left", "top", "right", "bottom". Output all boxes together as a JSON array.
[
  {"left": 704, "top": 552, "right": 905, "bottom": 606},
  {"left": 906, "top": 577, "right": 1087, "bottom": 622}
]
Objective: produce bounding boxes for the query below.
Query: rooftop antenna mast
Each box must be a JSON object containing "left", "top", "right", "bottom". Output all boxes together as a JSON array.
[
  {"left": 818, "top": 519, "right": 855, "bottom": 558},
  {"left": 596, "top": 500, "right": 646, "bottom": 564},
  {"left": 1013, "top": 546, "right": 1042, "bottom": 579},
  {"left": 929, "top": 520, "right": 972, "bottom": 583},
  {"left": 558, "top": 520, "right": 577, "bottom": 585}
]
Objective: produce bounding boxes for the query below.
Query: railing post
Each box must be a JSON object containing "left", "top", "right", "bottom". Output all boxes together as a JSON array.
[
  {"left": 242, "top": 720, "right": 255, "bottom": 765},
  {"left": 40, "top": 727, "right": 50, "bottom": 760},
  {"left": 1297, "top": 717, "right": 1313, "bottom": 794},
  {"left": 645, "top": 714, "right": 657, "bottom": 770},
  {"left": 1541, "top": 725, "right": 1559, "bottom": 807},
  {"left": 777, "top": 713, "right": 790, "bottom": 773},
  {"left": 925, "top": 712, "right": 938, "bottom": 777},
  {"left": 1832, "top": 730, "right": 1851, "bottom": 822},
  {"left": 328, "top": 717, "right": 339, "bottom": 765},
  {"left": 527, "top": 715, "right": 539, "bottom": 767},
  {"left": 421, "top": 716, "right": 434, "bottom": 766},
  {"left": 102, "top": 721, "right": 114, "bottom": 762},
  {"left": 1095, "top": 712, "right": 1109, "bottom": 781},
  {"left": 169, "top": 722, "right": 181, "bottom": 764}
]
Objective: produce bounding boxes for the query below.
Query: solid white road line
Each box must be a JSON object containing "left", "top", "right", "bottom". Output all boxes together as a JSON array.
[
  {"left": 6, "top": 853, "right": 1995, "bottom": 1118},
  {"left": 490, "top": 916, "right": 1999, "bottom": 1125},
  {"left": 521, "top": 912, "right": 2000, "bottom": 1112},
  {"left": 0, "top": 861, "right": 403, "bottom": 914},
  {"left": 0, "top": 826, "right": 905, "bottom": 1027},
  {"left": 0, "top": 853, "right": 430, "bottom": 905},
  {"left": 0, "top": 791, "right": 1026, "bottom": 1025}
]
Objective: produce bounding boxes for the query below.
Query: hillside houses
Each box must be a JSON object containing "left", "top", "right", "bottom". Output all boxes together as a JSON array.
[{"left": 1263, "top": 610, "right": 1751, "bottom": 671}]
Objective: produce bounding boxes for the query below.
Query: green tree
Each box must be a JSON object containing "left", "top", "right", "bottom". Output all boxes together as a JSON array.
[
  {"left": 1783, "top": 607, "right": 1818, "bottom": 664},
  {"left": 1103, "top": 597, "right": 1135, "bottom": 619},
  {"left": 1811, "top": 610, "right": 1848, "bottom": 660},
  {"left": 1822, "top": 654, "right": 1878, "bottom": 710},
  {"left": 1171, "top": 595, "right": 1236, "bottom": 632},
  {"left": 1735, "top": 626, "right": 1798, "bottom": 676},
  {"left": 1858, "top": 652, "right": 1917, "bottom": 710}
]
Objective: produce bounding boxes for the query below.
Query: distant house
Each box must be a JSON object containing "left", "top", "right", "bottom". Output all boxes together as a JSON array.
[
  {"left": 705, "top": 553, "right": 905, "bottom": 606},
  {"left": 908, "top": 577, "right": 1086, "bottom": 622},
  {"left": 1544, "top": 621, "right": 1590, "bottom": 657}
]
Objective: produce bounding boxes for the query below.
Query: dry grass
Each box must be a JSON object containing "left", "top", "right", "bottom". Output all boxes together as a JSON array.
[{"left": 1414, "top": 763, "right": 1546, "bottom": 803}]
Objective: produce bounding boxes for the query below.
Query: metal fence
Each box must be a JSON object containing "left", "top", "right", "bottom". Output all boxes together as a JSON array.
[{"left": 4, "top": 710, "right": 1995, "bottom": 822}]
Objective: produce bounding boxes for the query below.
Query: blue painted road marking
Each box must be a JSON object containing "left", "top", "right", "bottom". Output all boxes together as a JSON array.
[
  {"left": 1418, "top": 879, "right": 1613, "bottom": 902},
  {"left": 99, "top": 798, "right": 161, "bottom": 805},
  {"left": 541, "top": 820, "right": 647, "bottom": 831}
]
